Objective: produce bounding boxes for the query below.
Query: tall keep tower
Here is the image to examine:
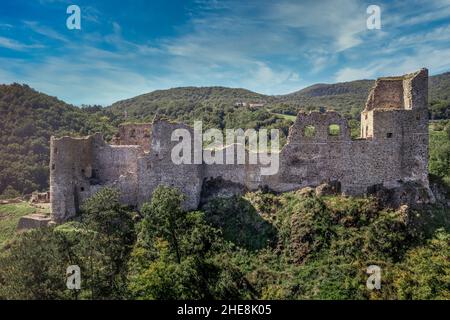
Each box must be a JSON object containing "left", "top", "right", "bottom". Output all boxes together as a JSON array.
[{"left": 360, "top": 68, "right": 429, "bottom": 185}]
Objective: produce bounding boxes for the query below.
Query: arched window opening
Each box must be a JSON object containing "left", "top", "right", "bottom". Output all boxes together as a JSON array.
[
  {"left": 328, "top": 124, "right": 341, "bottom": 136},
  {"left": 303, "top": 125, "right": 316, "bottom": 137}
]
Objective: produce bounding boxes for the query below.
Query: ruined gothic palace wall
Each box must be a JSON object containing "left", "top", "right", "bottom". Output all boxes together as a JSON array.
[
  {"left": 50, "top": 133, "right": 144, "bottom": 222},
  {"left": 135, "top": 120, "right": 204, "bottom": 210},
  {"left": 50, "top": 69, "right": 431, "bottom": 222}
]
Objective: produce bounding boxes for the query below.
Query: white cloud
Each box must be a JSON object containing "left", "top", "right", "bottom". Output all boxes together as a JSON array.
[
  {"left": 266, "top": 0, "right": 367, "bottom": 51},
  {"left": 335, "top": 67, "right": 377, "bottom": 82},
  {"left": 0, "top": 55, "right": 156, "bottom": 106},
  {"left": 0, "top": 36, "right": 43, "bottom": 51},
  {"left": 335, "top": 46, "right": 450, "bottom": 83},
  {"left": 383, "top": 0, "right": 450, "bottom": 27},
  {"left": 24, "top": 21, "right": 69, "bottom": 42}
]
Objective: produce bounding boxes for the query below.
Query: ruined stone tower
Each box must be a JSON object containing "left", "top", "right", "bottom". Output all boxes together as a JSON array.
[
  {"left": 50, "top": 69, "right": 431, "bottom": 223},
  {"left": 360, "top": 69, "right": 429, "bottom": 186}
]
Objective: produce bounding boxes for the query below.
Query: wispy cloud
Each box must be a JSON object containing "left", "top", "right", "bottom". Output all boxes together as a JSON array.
[
  {"left": 24, "top": 21, "right": 69, "bottom": 43},
  {"left": 335, "top": 46, "right": 450, "bottom": 82},
  {"left": 1, "top": 0, "right": 450, "bottom": 104},
  {"left": 266, "top": 0, "right": 367, "bottom": 52},
  {"left": 0, "top": 36, "right": 43, "bottom": 51},
  {"left": 334, "top": 0, "right": 450, "bottom": 82}
]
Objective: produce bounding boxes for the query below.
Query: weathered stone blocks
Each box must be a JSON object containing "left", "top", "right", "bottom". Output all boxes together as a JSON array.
[
  {"left": 17, "top": 214, "right": 53, "bottom": 231},
  {"left": 49, "top": 69, "right": 433, "bottom": 222}
]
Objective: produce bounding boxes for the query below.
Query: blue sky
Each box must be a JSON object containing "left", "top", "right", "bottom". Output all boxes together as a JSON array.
[{"left": 1, "top": 0, "right": 450, "bottom": 105}]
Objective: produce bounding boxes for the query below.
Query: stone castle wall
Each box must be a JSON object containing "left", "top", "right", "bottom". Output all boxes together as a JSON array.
[
  {"left": 50, "top": 69, "right": 431, "bottom": 223},
  {"left": 112, "top": 123, "right": 152, "bottom": 152}
]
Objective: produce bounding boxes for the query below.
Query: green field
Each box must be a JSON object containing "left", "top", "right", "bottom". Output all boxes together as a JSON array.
[
  {"left": 0, "top": 202, "right": 35, "bottom": 246},
  {"left": 271, "top": 112, "right": 297, "bottom": 122}
]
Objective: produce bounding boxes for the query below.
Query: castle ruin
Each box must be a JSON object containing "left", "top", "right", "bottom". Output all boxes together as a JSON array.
[{"left": 50, "top": 69, "right": 431, "bottom": 223}]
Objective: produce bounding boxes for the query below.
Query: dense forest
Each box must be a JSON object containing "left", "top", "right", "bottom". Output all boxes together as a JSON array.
[
  {"left": 0, "top": 84, "right": 118, "bottom": 196},
  {"left": 0, "top": 185, "right": 448, "bottom": 299}
]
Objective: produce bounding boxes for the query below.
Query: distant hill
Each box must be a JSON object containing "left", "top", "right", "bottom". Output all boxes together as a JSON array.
[
  {"left": 110, "top": 82, "right": 374, "bottom": 119},
  {"left": 109, "top": 72, "right": 449, "bottom": 120},
  {"left": 429, "top": 72, "right": 450, "bottom": 101},
  {"left": 112, "top": 86, "right": 269, "bottom": 110},
  {"left": 283, "top": 80, "right": 374, "bottom": 98},
  {"left": 273, "top": 80, "right": 374, "bottom": 117},
  {"left": 0, "top": 84, "right": 118, "bottom": 195},
  {"left": 110, "top": 86, "right": 271, "bottom": 123},
  {"left": 108, "top": 81, "right": 376, "bottom": 125},
  {"left": 110, "top": 86, "right": 287, "bottom": 133}
]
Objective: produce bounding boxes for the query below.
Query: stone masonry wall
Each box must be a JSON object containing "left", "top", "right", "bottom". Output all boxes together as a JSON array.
[
  {"left": 112, "top": 123, "right": 152, "bottom": 152},
  {"left": 50, "top": 69, "right": 432, "bottom": 222}
]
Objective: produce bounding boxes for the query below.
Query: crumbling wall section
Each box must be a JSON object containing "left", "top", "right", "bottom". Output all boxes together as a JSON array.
[
  {"left": 92, "top": 137, "right": 143, "bottom": 206},
  {"left": 400, "top": 69, "right": 429, "bottom": 185},
  {"left": 365, "top": 77, "right": 404, "bottom": 111},
  {"left": 202, "top": 144, "right": 261, "bottom": 196},
  {"left": 50, "top": 133, "right": 144, "bottom": 222},
  {"left": 112, "top": 123, "right": 152, "bottom": 152},
  {"left": 50, "top": 135, "right": 95, "bottom": 222},
  {"left": 270, "top": 111, "right": 353, "bottom": 192},
  {"left": 50, "top": 68, "right": 432, "bottom": 223},
  {"left": 136, "top": 120, "right": 204, "bottom": 210}
]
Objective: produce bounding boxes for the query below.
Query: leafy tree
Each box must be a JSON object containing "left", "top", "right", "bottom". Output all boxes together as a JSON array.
[
  {"left": 128, "top": 186, "right": 254, "bottom": 299},
  {"left": 0, "top": 188, "right": 137, "bottom": 300},
  {"left": 203, "top": 196, "right": 277, "bottom": 251},
  {"left": 0, "top": 228, "right": 71, "bottom": 299},
  {"left": 0, "top": 84, "right": 119, "bottom": 195},
  {"left": 139, "top": 186, "right": 186, "bottom": 263},
  {"left": 393, "top": 229, "right": 450, "bottom": 300},
  {"left": 0, "top": 185, "right": 21, "bottom": 199},
  {"left": 79, "top": 187, "right": 136, "bottom": 298}
]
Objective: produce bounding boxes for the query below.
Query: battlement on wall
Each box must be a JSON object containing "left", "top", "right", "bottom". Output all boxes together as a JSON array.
[{"left": 49, "top": 69, "right": 432, "bottom": 223}]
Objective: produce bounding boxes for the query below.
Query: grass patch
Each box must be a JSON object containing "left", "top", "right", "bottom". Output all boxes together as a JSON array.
[
  {"left": 271, "top": 112, "right": 297, "bottom": 122},
  {"left": 0, "top": 202, "right": 35, "bottom": 246}
]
